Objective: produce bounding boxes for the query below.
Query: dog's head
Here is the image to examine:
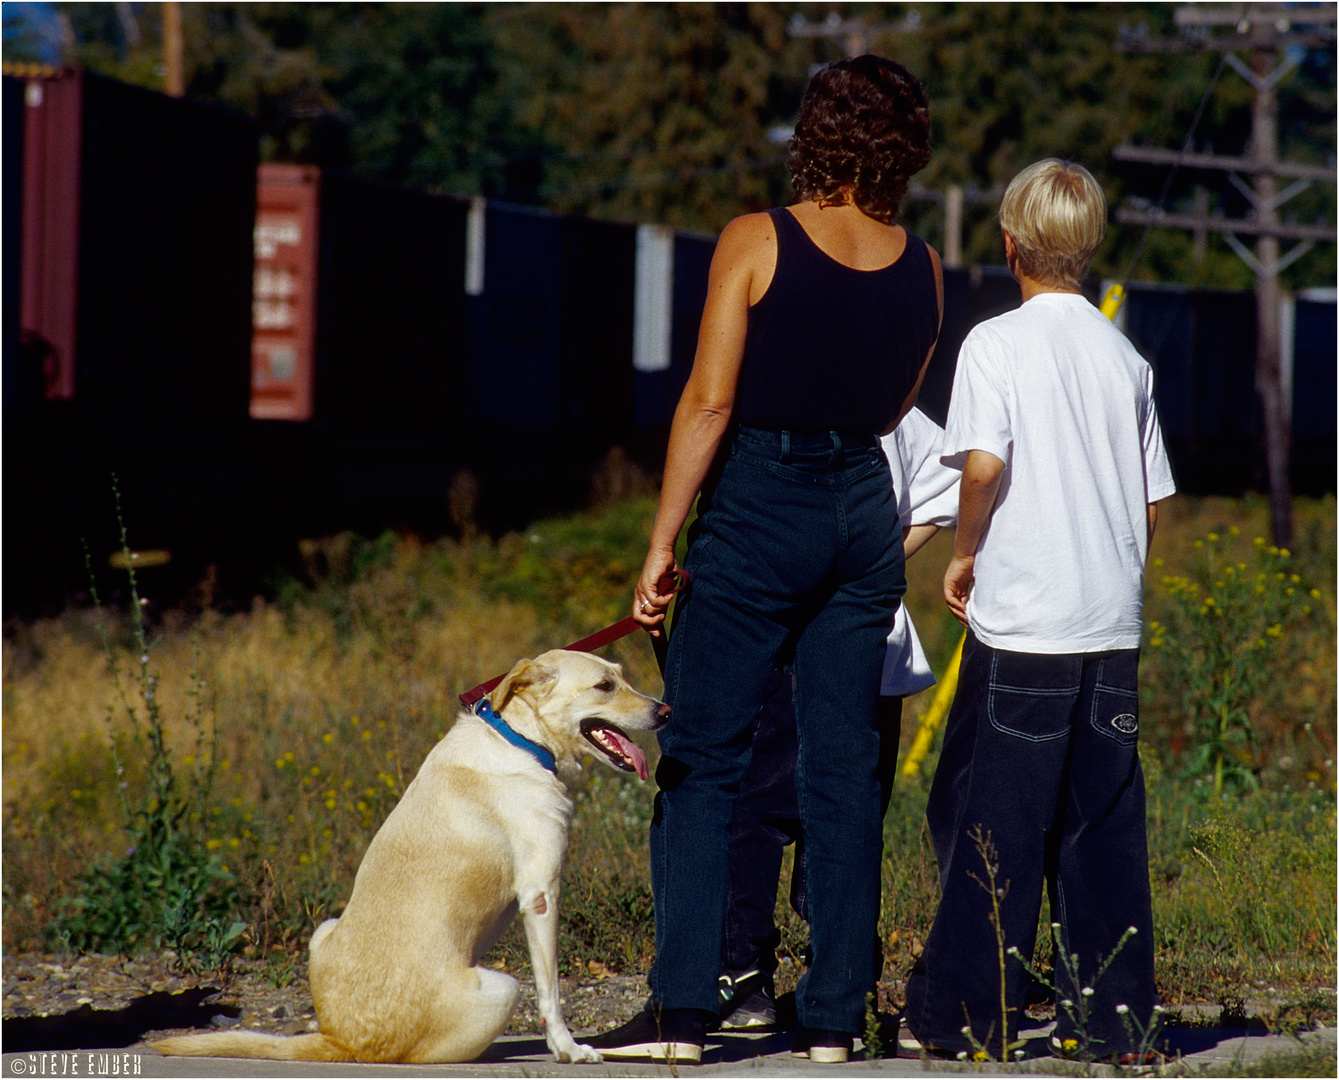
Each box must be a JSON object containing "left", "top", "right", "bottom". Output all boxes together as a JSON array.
[{"left": 490, "top": 649, "right": 669, "bottom": 781}]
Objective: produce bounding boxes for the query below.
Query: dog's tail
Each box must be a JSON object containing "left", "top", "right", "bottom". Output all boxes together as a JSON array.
[{"left": 151, "top": 1030, "right": 352, "bottom": 1061}]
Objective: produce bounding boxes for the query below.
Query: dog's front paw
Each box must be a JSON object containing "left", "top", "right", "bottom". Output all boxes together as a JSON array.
[
  {"left": 552, "top": 1038, "right": 602, "bottom": 1064},
  {"left": 566, "top": 1042, "right": 602, "bottom": 1064}
]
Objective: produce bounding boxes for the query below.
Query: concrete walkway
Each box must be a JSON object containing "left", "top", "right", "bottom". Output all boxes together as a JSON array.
[{"left": 3, "top": 1024, "right": 1333, "bottom": 1078}]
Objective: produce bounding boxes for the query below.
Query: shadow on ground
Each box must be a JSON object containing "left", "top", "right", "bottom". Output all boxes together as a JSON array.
[{"left": 2, "top": 989, "right": 237, "bottom": 1052}]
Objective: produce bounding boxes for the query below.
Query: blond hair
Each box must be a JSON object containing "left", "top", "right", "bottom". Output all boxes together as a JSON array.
[{"left": 999, "top": 159, "right": 1106, "bottom": 289}]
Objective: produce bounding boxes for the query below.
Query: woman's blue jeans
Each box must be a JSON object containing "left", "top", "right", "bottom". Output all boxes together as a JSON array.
[
  {"left": 648, "top": 426, "right": 905, "bottom": 1034},
  {"left": 903, "top": 632, "right": 1158, "bottom": 1058}
]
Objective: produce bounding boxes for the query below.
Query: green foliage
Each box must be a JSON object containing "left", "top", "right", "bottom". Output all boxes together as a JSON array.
[
  {"left": 42, "top": 2, "right": 1334, "bottom": 288},
  {"left": 475, "top": 496, "right": 659, "bottom": 628},
  {"left": 53, "top": 825, "right": 245, "bottom": 969},
  {"left": 862, "top": 992, "right": 883, "bottom": 1060},
  {"left": 1222, "top": 1038, "right": 1338, "bottom": 1078},
  {"left": 551, "top": 868, "right": 655, "bottom": 977},
  {"left": 1152, "top": 791, "right": 1336, "bottom": 995},
  {"left": 50, "top": 486, "right": 243, "bottom": 966},
  {"left": 490, "top": 3, "right": 814, "bottom": 230},
  {"left": 1146, "top": 528, "right": 1322, "bottom": 798}
]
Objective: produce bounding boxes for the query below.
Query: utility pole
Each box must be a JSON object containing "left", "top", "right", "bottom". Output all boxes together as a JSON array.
[
  {"left": 162, "top": 1, "right": 184, "bottom": 97},
  {"left": 1115, "top": 3, "right": 1336, "bottom": 546}
]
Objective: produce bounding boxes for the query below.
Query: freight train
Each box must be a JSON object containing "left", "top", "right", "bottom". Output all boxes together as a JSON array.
[{"left": 3, "top": 68, "right": 1334, "bottom": 614}]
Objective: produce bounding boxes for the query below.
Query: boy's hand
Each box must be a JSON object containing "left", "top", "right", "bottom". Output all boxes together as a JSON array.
[
  {"left": 945, "top": 449, "right": 1003, "bottom": 626},
  {"left": 944, "top": 553, "right": 975, "bottom": 626}
]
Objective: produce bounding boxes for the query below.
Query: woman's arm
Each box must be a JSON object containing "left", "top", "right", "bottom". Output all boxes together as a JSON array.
[{"left": 633, "top": 213, "right": 774, "bottom": 634}]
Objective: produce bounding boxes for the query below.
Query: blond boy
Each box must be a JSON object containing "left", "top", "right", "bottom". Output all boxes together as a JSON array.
[{"left": 903, "top": 160, "right": 1175, "bottom": 1062}]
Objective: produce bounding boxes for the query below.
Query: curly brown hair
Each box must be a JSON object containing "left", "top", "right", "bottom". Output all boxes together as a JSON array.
[{"left": 786, "top": 56, "right": 931, "bottom": 224}]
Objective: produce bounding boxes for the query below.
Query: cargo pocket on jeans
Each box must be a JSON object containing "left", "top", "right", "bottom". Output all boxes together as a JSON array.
[
  {"left": 986, "top": 651, "right": 1080, "bottom": 743},
  {"left": 1090, "top": 651, "right": 1141, "bottom": 746}
]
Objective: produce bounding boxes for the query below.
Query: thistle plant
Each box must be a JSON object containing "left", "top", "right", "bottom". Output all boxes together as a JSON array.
[
  {"left": 862, "top": 992, "right": 883, "bottom": 1061},
  {"left": 1008, "top": 923, "right": 1164, "bottom": 1065},
  {"left": 961, "top": 825, "right": 1026, "bottom": 1063},
  {"left": 51, "top": 480, "right": 244, "bottom": 968},
  {"left": 1147, "top": 527, "right": 1319, "bottom": 798}
]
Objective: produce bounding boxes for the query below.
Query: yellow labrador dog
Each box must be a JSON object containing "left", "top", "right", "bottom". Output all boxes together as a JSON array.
[{"left": 154, "top": 649, "right": 667, "bottom": 1064}]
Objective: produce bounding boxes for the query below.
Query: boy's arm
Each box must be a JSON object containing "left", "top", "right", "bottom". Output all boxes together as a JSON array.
[
  {"left": 944, "top": 449, "right": 1005, "bottom": 626},
  {"left": 1147, "top": 501, "right": 1159, "bottom": 552}
]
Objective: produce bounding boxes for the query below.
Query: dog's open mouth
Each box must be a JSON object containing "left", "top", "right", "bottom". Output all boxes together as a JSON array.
[{"left": 581, "top": 719, "right": 650, "bottom": 781}]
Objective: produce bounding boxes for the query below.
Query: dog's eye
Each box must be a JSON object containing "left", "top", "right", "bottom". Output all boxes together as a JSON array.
[{"left": 595, "top": 679, "right": 615, "bottom": 693}]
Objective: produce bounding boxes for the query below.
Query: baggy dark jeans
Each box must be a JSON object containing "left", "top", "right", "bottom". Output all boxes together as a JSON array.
[
  {"left": 903, "top": 632, "right": 1159, "bottom": 1058},
  {"left": 649, "top": 426, "right": 905, "bottom": 1034},
  {"left": 723, "top": 666, "right": 903, "bottom": 983}
]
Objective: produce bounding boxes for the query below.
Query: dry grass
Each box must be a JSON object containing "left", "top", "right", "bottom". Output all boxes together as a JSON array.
[{"left": 2, "top": 492, "right": 1333, "bottom": 1013}]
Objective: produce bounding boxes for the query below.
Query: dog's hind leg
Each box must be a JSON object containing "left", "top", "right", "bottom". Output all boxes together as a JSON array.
[
  {"left": 521, "top": 886, "right": 600, "bottom": 1063},
  {"left": 410, "top": 966, "right": 519, "bottom": 1064}
]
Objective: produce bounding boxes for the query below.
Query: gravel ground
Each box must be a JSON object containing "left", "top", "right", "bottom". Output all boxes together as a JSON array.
[
  {"left": 2, "top": 951, "right": 649, "bottom": 1051},
  {"left": 5, "top": 950, "right": 1336, "bottom": 1058}
]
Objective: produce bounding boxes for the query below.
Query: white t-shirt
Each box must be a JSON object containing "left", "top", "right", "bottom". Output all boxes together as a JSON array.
[
  {"left": 880, "top": 408, "right": 959, "bottom": 696},
  {"left": 941, "top": 292, "right": 1177, "bottom": 653}
]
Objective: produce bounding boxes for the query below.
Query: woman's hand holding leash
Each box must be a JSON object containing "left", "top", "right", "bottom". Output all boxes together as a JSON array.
[{"left": 634, "top": 549, "right": 680, "bottom": 637}]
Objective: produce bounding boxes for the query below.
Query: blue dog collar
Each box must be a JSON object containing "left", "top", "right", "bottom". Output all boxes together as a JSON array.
[{"left": 473, "top": 698, "right": 557, "bottom": 775}]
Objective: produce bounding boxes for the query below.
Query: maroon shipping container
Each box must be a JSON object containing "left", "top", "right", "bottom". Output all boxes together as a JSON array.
[
  {"left": 11, "top": 67, "right": 257, "bottom": 427},
  {"left": 249, "top": 164, "right": 470, "bottom": 437},
  {"left": 17, "top": 68, "right": 81, "bottom": 401},
  {"left": 251, "top": 164, "right": 320, "bottom": 420}
]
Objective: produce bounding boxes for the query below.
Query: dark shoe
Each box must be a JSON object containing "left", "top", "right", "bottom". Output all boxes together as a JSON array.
[
  {"left": 717, "top": 969, "right": 778, "bottom": 1031},
  {"left": 898, "top": 1021, "right": 959, "bottom": 1060},
  {"left": 585, "top": 1008, "right": 708, "bottom": 1063},
  {"left": 791, "top": 1028, "right": 853, "bottom": 1064}
]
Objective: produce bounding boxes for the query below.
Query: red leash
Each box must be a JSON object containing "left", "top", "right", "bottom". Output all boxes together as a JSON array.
[{"left": 458, "top": 570, "right": 689, "bottom": 707}]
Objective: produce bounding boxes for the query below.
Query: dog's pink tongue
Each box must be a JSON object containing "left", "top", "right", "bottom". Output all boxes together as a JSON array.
[{"left": 609, "top": 730, "right": 649, "bottom": 781}]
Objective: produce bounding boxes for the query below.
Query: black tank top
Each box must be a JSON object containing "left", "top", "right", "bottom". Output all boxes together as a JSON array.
[{"left": 735, "top": 207, "right": 939, "bottom": 435}]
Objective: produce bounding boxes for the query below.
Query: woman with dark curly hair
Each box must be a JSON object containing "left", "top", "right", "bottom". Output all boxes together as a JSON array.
[
  {"left": 787, "top": 56, "right": 932, "bottom": 225},
  {"left": 588, "top": 56, "right": 942, "bottom": 1065}
]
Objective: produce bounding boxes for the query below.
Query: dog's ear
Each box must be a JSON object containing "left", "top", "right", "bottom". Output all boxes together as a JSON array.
[{"left": 492, "top": 657, "right": 556, "bottom": 713}]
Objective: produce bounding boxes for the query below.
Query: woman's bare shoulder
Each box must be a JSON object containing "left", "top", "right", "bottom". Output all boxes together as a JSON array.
[
  {"left": 716, "top": 210, "right": 776, "bottom": 253},
  {"left": 710, "top": 211, "right": 779, "bottom": 300}
]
